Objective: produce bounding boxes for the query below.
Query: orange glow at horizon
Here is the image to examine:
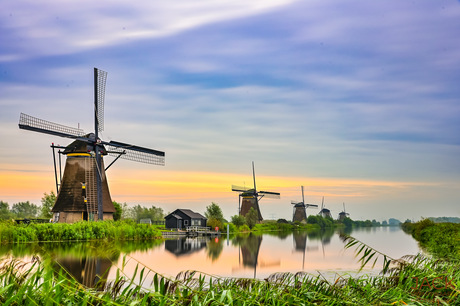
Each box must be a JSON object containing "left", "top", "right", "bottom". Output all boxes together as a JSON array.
[{"left": 0, "top": 164, "right": 438, "bottom": 205}]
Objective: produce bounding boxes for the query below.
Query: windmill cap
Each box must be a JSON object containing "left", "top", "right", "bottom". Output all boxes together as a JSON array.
[{"left": 63, "top": 133, "right": 107, "bottom": 155}]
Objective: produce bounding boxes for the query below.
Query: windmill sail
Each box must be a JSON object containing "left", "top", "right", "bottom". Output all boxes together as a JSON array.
[
  {"left": 106, "top": 140, "right": 165, "bottom": 165},
  {"left": 19, "top": 113, "right": 85, "bottom": 139}
]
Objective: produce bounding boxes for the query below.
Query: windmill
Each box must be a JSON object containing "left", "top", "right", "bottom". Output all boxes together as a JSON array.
[
  {"left": 317, "top": 197, "right": 332, "bottom": 219},
  {"left": 291, "top": 186, "right": 318, "bottom": 223},
  {"left": 231, "top": 162, "right": 280, "bottom": 222},
  {"left": 18, "top": 68, "right": 165, "bottom": 223},
  {"left": 338, "top": 202, "right": 349, "bottom": 221}
]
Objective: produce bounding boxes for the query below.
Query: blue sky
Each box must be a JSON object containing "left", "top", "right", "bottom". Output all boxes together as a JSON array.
[{"left": 1, "top": 0, "right": 459, "bottom": 221}]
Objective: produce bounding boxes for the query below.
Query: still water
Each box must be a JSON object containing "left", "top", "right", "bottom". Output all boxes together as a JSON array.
[{"left": 1, "top": 227, "right": 421, "bottom": 287}]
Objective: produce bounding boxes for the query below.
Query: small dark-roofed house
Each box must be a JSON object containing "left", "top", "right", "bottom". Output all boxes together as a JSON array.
[{"left": 165, "top": 209, "right": 207, "bottom": 230}]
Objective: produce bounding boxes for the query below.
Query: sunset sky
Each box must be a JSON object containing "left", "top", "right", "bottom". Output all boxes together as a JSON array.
[{"left": 1, "top": 0, "right": 459, "bottom": 222}]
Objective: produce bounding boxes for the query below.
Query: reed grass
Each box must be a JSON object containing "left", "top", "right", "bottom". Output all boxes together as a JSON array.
[
  {"left": 0, "top": 219, "right": 162, "bottom": 244},
  {"left": 1, "top": 234, "right": 459, "bottom": 305}
]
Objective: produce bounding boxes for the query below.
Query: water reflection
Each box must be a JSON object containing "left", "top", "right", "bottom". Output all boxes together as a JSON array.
[
  {"left": 206, "top": 237, "right": 224, "bottom": 261},
  {"left": 165, "top": 237, "right": 207, "bottom": 257},
  {"left": 0, "top": 240, "right": 162, "bottom": 290},
  {"left": 1, "top": 227, "right": 422, "bottom": 281},
  {"left": 54, "top": 257, "right": 113, "bottom": 290}
]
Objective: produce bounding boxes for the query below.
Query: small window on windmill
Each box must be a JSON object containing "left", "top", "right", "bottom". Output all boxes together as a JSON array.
[
  {"left": 81, "top": 183, "right": 86, "bottom": 198},
  {"left": 184, "top": 220, "right": 188, "bottom": 226}
]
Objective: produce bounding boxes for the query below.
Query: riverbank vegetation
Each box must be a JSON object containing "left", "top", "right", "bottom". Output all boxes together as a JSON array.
[
  {"left": 0, "top": 220, "right": 162, "bottom": 244},
  {"left": 402, "top": 219, "right": 460, "bottom": 261},
  {"left": 226, "top": 213, "right": 390, "bottom": 234},
  {"left": 1, "top": 234, "right": 459, "bottom": 305}
]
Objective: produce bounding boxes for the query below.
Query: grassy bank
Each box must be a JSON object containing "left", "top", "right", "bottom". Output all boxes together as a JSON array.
[
  {"left": 0, "top": 220, "right": 162, "bottom": 244},
  {"left": 401, "top": 219, "right": 460, "bottom": 260}
]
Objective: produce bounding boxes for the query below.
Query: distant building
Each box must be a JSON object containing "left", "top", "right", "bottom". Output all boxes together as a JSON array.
[{"left": 164, "top": 209, "right": 207, "bottom": 230}]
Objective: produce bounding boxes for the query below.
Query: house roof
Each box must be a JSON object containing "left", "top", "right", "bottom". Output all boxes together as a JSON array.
[
  {"left": 165, "top": 209, "right": 206, "bottom": 220},
  {"left": 165, "top": 213, "right": 182, "bottom": 220}
]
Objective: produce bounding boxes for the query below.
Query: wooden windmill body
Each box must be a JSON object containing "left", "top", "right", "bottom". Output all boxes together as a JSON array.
[
  {"left": 338, "top": 202, "right": 349, "bottom": 221},
  {"left": 318, "top": 197, "right": 332, "bottom": 219},
  {"left": 19, "top": 68, "right": 165, "bottom": 223},
  {"left": 232, "top": 162, "right": 280, "bottom": 222},
  {"left": 291, "top": 186, "right": 318, "bottom": 223}
]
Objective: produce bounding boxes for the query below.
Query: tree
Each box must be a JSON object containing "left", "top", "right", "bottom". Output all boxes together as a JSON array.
[
  {"left": 11, "top": 201, "right": 39, "bottom": 219},
  {"left": 231, "top": 215, "right": 246, "bottom": 227},
  {"left": 342, "top": 217, "right": 353, "bottom": 228},
  {"left": 205, "top": 202, "right": 224, "bottom": 224},
  {"left": 245, "top": 207, "right": 258, "bottom": 229},
  {"left": 112, "top": 201, "right": 123, "bottom": 221},
  {"left": 40, "top": 191, "right": 56, "bottom": 219},
  {"left": 207, "top": 217, "right": 223, "bottom": 230},
  {"left": 0, "top": 201, "right": 11, "bottom": 220}
]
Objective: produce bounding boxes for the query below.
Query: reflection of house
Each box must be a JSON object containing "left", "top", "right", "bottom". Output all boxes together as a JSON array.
[
  {"left": 165, "top": 237, "right": 207, "bottom": 256},
  {"left": 164, "top": 209, "right": 207, "bottom": 230}
]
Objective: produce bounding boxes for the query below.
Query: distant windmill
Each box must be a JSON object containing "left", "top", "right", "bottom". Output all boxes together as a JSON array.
[
  {"left": 338, "top": 202, "right": 349, "bottom": 221},
  {"left": 231, "top": 162, "right": 280, "bottom": 222},
  {"left": 291, "top": 186, "right": 318, "bottom": 223},
  {"left": 318, "top": 197, "right": 332, "bottom": 219},
  {"left": 18, "top": 68, "right": 165, "bottom": 223}
]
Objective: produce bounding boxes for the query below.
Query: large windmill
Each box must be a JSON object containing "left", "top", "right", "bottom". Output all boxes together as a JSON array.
[
  {"left": 318, "top": 197, "right": 332, "bottom": 219},
  {"left": 231, "top": 162, "right": 280, "bottom": 222},
  {"left": 291, "top": 186, "right": 318, "bottom": 223},
  {"left": 18, "top": 68, "right": 165, "bottom": 223},
  {"left": 338, "top": 202, "right": 349, "bottom": 221}
]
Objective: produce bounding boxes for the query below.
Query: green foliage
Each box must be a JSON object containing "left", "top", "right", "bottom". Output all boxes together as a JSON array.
[
  {"left": 2, "top": 239, "right": 460, "bottom": 306},
  {"left": 245, "top": 207, "right": 258, "bottom": 229},
  {"left": 403, "top": 219, "right": 460, "bottom": 260},
  {"left": 306, "top": 215, "right": 333, "bottom": 229},
  {"left": 428, "top": 216, "right": 460, "bottom": 223},
  {"left": 123, "top": 204, "right": 164, "bottom": 222},
  {"left": 0, "top": 220, "right": 162, "bottom": 243},
  {"left": 205, "top": 202, "right": 224, "bottom": 224},
  {"left": 112, "top": 201, "right": 123, "bottom": 221},
  {"left": 342, "top": 216, "right": 353, "bottom": 227},
  {"left": 230, "top": 215, "right": 246, "bottom": 227},
  {"left": 206, "top": 217, "right": 223, "bottom": 230},
  {"left": 11, "top": 201, "right": 39, "bottom": 219},
  {"left": 239, "top": 224, "right": 250, "bottom": 232},
  {"left": 40, "top": 191, "right": 56, "bottom": 219},
  {"left": 0, "top": 201, "right": 11, "bottom": 220}
]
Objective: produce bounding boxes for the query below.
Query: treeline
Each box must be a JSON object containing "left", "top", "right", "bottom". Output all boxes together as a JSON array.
[
  {"left": 0, "top": 192, "right": 165, "bottom": 223},
  {"left": 114, "top": 202, "right": 164, "bottom": 222},
  {"left": 428, "top": 216, "right": 460, "bottom": 223},
  {"left": 0, "top": 193, "right": 55, "bottom": 220}
]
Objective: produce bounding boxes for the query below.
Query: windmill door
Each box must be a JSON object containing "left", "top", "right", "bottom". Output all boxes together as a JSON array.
[{"left": 178, "top": 219, "right": 183, "bottom": 229}]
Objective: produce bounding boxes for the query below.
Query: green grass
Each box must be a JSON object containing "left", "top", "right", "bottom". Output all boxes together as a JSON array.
[
  {"left": 0, "top": 219, "right": 162, "bottom": 244},
  {"left": 1, "top": 232, "right": 459, "bottom": 305},
  {"left": 402, "top": 219, "right": 460, "bottom": 260}
]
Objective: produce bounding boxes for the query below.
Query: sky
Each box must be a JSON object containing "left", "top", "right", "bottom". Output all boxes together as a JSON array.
[{"left": 1, "top": 0, "right": 459, "bottom": 222}]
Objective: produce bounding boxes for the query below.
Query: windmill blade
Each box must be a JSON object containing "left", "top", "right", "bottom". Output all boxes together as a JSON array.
[
  {"left": 105, "top": 140, "right": 165, "bottom": 165},
  {"left": 305, "top": 204, "right": 318, "bottom": 208},
  {"left": 232, "top": 185, "right": 251, "bottom": 192},
  {"left": 259, "top": 191, "right": 280, "bottom": 199},
  {"left": 19, "top": 113, "right": 85, "bottom": 139},
  {"left": 94, "top": 68, "right": 107, "bottom": 133}
]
